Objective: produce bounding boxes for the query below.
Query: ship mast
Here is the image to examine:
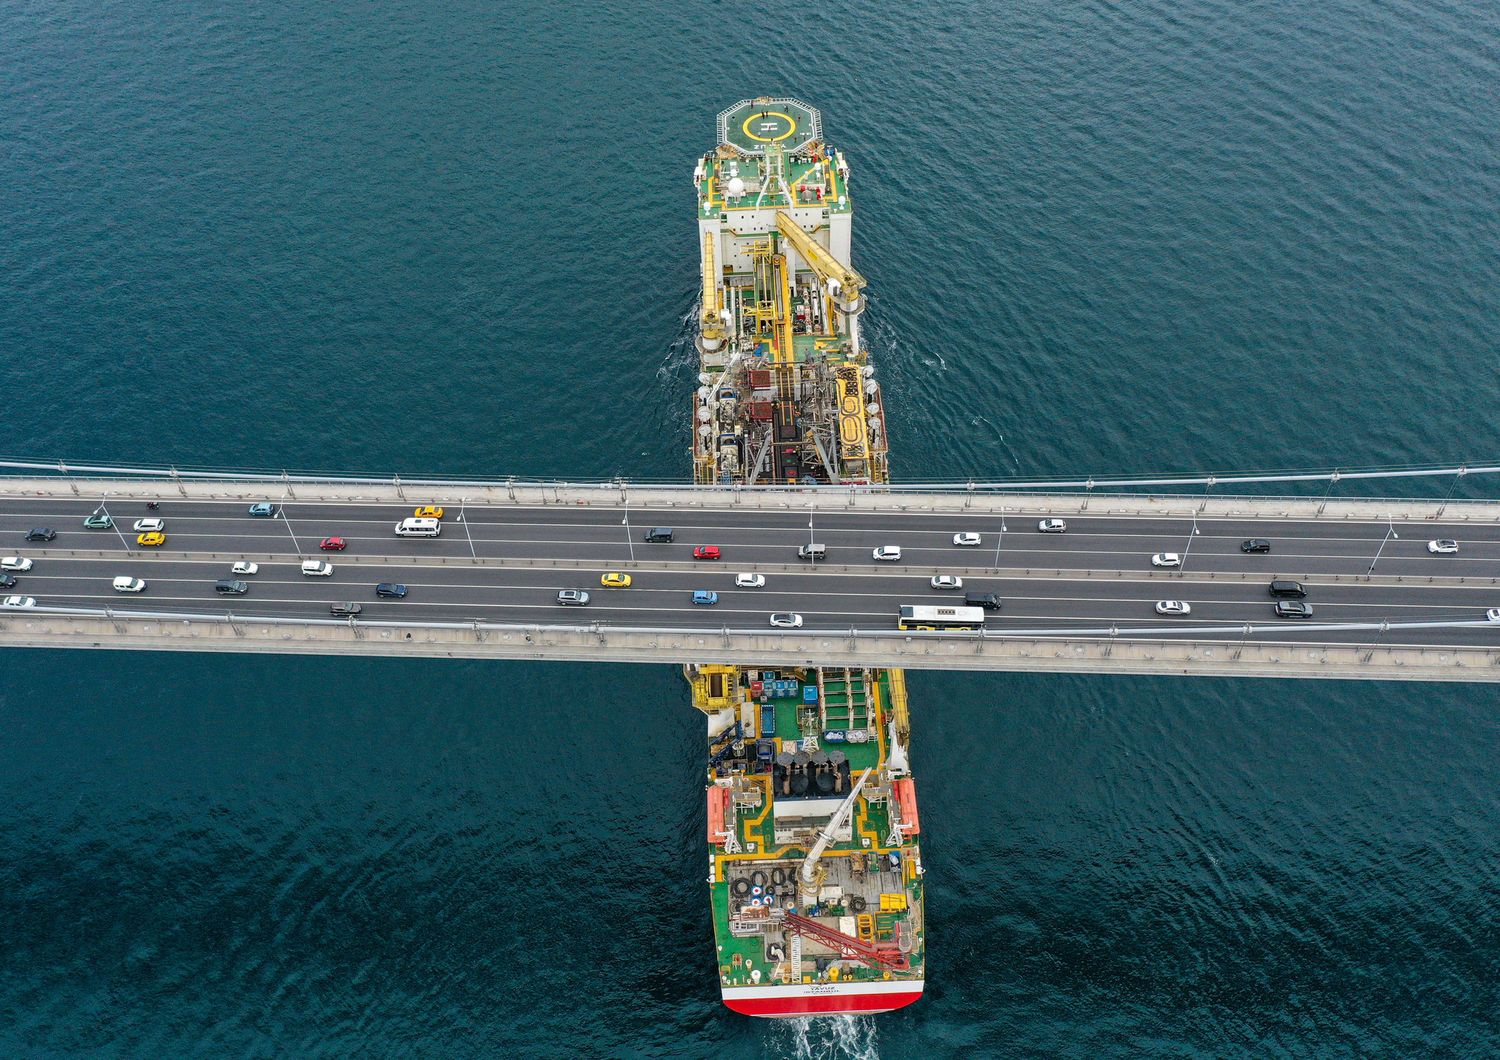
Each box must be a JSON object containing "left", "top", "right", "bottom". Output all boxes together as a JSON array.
[{"left": 797, "top": 767, "right": 873, "bottom": 908}]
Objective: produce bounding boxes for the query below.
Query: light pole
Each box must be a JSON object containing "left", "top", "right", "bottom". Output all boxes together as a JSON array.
[
  {"left": 458, "top": 496, "right": 476, "bottom": 560},
  {"left": 623, "top": 502, "right": 635, "bottom": 562},
  {"left": 1180, "top": 510, "right": 1200, "bottom": 572},
  {"left": 808, "top": 501, "right": 815, "bottom": 557},
  {"left": 100, "top": 493, "right": 131, "bottom": 552},
  {"left": 992, "top": 506, "right": 1007, "bottom": 571},
  {"left": 277, "top": 488, "right": 301, "bottom": 558},
  {"left": 1367, "top": 513, "right": 1397, "bottom": 577}
]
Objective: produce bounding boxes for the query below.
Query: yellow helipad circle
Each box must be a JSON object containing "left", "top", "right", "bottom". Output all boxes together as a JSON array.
[{"left": 741, "top": 110, "right": 797, "bottom": 144}]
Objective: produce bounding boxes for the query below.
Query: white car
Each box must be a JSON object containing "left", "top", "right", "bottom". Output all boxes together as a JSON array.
[
  {"left": 1151, "top": 553, "right": 1181, "bottom": 568},
  {"left": 112, "top": 576, "right": 146, "bottom": 593},
  {"left": 231, "top": 561, "right": 259, "bottom": 576},
  {"left": 301, "top": 560, "right": 334, "bottom": 577},
  {"left": 1038, "top": 519, "right": 1067, "bottom": 533},
  {"left": 735, "top": 573, "right": 766, "bottom": 588},
  {"left": 132, "top": 518, "right": 165, "bottom": 533},
  {"left": 769, "top": 612, "right": 804, "bottom": 628},
  {"left": 872, "top": 546, "right": 902, "bottom": 562},
  {"left": 2, "top": 595, "right": 36, "bottom": 609},
  {"left": 1487, "top": 608, "right": 1500, "bottom": 624},
  {"left": 930, "top": 575, "right": 963, "bottom": 590},
  {"left": 1427, "top": 539, "right": 1459, "bottom": 555},
  {"left": 952, "top": 533, "right": 981, "bottom": 547},
  {"left": 1, "top": 557, "right": 33, "bottom": 572},
  {"left": 1155, "top": 600, "right": 1191, "bottom": 616}
]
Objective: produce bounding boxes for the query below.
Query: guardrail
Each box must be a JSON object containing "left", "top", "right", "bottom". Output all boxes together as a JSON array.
[
  {"left": 1, "top": 606, "right": 1496, "bottom": 682},
  {"left": 1, "top": 457, "right": 1499, "bottom": 498}
]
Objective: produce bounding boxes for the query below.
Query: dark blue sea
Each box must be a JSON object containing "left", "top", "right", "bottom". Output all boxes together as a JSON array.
[{"left": 3, "top": 0, "right": 1499, "bottom": 1056}]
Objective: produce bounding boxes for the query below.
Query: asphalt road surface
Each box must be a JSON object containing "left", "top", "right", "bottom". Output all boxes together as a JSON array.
[{"left": 1, "top": 496, "right": 1497, "bottom": 649}]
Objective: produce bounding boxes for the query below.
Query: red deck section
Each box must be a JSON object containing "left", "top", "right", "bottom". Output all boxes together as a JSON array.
[
  {"left": 706, "top": 786, "right": 729, "bottom": 845},
  {"left": 723, "top": 989, "right": 924, "bottom": 1017},
  {"left": 894, "top": 777, "right": 920, "bottom": 834}
]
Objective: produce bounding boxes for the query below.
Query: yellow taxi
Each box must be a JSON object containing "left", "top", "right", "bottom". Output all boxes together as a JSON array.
[
  {"left": 137, "top": 532, "right": 166, "bottom": 547},
  {"left": 600, "top": 572, "right": 632, "bottom": 589},
  {"left": 413, "top": 506, "right": 445, "bottom": 519}
]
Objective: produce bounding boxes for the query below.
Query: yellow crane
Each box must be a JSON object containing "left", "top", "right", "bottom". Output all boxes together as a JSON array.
[
  {"left": 698, "top": 230, "right": 727, "bottom": 354},
  {"left": 774, "top": 211, "right": 867, "bottom": 317}
]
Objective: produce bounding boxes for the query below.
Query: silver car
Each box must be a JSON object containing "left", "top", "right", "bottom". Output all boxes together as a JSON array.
[
  {"left": 1155, "top": 600, "right": 1191, "bottom": 616},
  {"left": 769, "top": 612, "right": 803, "bottom": 628},
  {"left": 1038, "top": 519, "right": 1067, "bottom": 533},
  {"left": 930, "top": 575, "right": 963, "bottom": 590}
]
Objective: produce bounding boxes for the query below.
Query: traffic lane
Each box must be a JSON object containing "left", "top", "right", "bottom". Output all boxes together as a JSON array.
[{"left": 8, "top": 495, "right": 1500, "bottom": 545}]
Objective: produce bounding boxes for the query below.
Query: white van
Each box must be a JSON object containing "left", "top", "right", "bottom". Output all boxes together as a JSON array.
[{"left": 395, "top": 517, "right": 441, "bottom": 537}]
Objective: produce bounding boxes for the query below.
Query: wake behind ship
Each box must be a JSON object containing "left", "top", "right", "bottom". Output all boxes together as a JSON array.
[{"left": 685, "top": 99, "right": 925, "bottom": 1018}]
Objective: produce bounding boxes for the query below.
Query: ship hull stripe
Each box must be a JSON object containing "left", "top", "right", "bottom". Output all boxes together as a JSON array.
[{"left": 721, "top": 980, "right": 925, "bottom": 1017}]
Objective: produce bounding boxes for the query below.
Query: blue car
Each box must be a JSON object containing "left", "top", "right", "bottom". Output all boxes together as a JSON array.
[
  {"left": 375, "top": 583, "right": 408, "bottom": 599},
  {"left": 248, "top": 502, "right": 277, "bottom": 517},
  {"left": 692, "top": 590, "right": 719, "bottom": 606}
]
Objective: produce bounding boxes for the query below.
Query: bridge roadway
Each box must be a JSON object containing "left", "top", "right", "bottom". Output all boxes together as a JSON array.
[{"left": 2, "top": 492, "right": 1499, "bottom": 654}]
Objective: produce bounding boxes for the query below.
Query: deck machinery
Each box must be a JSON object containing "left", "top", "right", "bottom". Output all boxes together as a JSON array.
[
  {"left": 690, "top": 99, "right": 890, "bottom": 487},
  {"left": 686, "top": 99, "right": 925, "bottom": 1018}
]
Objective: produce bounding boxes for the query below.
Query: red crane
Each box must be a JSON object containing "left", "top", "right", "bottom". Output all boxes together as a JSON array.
[{"left": 781, "top": 912, "right": 909, "bottom": 971}]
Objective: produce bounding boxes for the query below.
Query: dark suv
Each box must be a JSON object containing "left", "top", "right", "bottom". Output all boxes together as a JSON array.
[
  {"left": 1274, "top": 600, "right": 1313, "bottom": 619},
  {"left": 1241, "top": 539, "right": 1271, "bottom": 553},
  {"left": 213, "top": 579, "right": 249, "bottom": 595},
  {"left": 330, "top": 602, "right": 363, "bottom": 617},
  {"left": 24, "top": 528, "right": 55, "bottom": 542},
  {"left": 1268, "top": 580, "right": 1306, "bottom": 598},
  {"left": 964, "top": 591, "right": 1002, "bottom": 610}
]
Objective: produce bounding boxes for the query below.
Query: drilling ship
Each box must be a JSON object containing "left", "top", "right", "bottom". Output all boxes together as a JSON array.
[{"left": 685, "top": 99, "right": 925, "bottom": 1018}]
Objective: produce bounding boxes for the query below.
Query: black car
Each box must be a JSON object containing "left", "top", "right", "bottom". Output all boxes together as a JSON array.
[
  {"left": 1274, "top": 600, "right": 1313, "bottom": 619},
  {"left": 213, "top": 579, "right": 249, "bottom": 595},
  {"left": 25, "top": 528, "right": 56, "bottom": 542},
  {"left": 1268, "top": 579, "right": 1307, "bottom": 598},
  {"left": 375, "top": 583, "right": 408, "bottom": 599},
  {"left": 1241, "top": 539, "right": 1271, "bottom": 553},
  {"left": 0, "top": 573, "right": 15, "bottom": 590},
  {"left": 964, "top": 591, "right": 1002, "bottom": 610},
  {"left": 330, "top": 602, "right": 363, "bottom": 617}
]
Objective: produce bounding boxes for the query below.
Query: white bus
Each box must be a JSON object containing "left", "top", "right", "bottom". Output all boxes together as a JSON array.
[{"left": 897, "top": 605, "right": 986, "bottom": 631}]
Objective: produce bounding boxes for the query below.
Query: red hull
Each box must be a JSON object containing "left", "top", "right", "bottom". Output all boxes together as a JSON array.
[{"left": 722, "top": 982, "right": 924, "bottom": 1018}]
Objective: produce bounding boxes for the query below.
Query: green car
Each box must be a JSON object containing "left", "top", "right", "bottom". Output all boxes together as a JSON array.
[{"left": 83, "top": 512, "right": 113, "bottom": 529}]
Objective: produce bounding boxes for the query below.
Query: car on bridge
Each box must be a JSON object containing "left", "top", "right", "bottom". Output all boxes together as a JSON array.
[
  {"left": 214, "top": 579, "right": 248, "bottom": 595},
  {"left": 330, "top": 602, "right": 363, "bottom": 617},
  {"left": 735, "top": 573, "right": 766, "bottom": 588},
  {"left": 84, "top": 512, "right": 113, "bottom": 529},
  {"left": 930, "top": 575, "right": 963, "bottom": 590},
  {"left": 301, "top": 560, "right": 334, "bottom": 577},
  {"left": 0, "top": 574, "right": 15, "bottom": 590},
  {"left": 1038, "top": 519, "right": 1067, "bottom": 533},
  {"left": 248, "top": 502, "right": 277, "bottom": 517},
  {"left": 952, "top": 533, "right": 981, "bottom": 547},
  {"left": 1274, "top": 600, "right": 1313, "bottom": 619},
  {"left": 693, "top": 545, "right": 721, "bottom": 560},
  {"left": 2, "top": 596, "right": 36, "bottom": 609},
  {"left": 1150, "top": 553, "right": 1180, "bottom": 568},
  {"left": 873, "top": 546, "right": 902, "bottom": 562},
  {"left": 413, "top": 506, "right": 445, "bottom": 519},
  {"left": 232, "top": 561, "right": 259, "bottom": 576},
  {"left": 769, "top": 612, "right": 803, "bottom": 629},
  {"left": 112, "top": 576, "right": 146, "bottom": 593},
  {"left": 1269, "top": 580, "right": 1306, "bottom": 598},
  {"left": 137, "top": 532, "right": 166, "bottom": 547},
  {"left": 601, "top": 572, "right": 632, "bottom": 588},
  {"left": 25, "top": 528, "right": 56, "bottom": 543},
  {"left": 1, "top": 557, "right": 33, "bottom": 572},
  {"left": 1155, "top": 600, "right": 1191, "bottom": 616},
  {"left": 319, "top": 537, "right": 347, "bottom": 551},
  {"left": 556, "top": 589, "right": 590, "bottom": 606},
  {"left": 375, "top": 583, "right": 408, "bottom": 598},
  {"left": 1487, "top": 608, "right": 1500, "bottom": 624},
  {"left": 693, "top": 590, "right": 720, "bottom": 605},
  {"left": 1427, "top": 539, "right": 1459, "bottom": 554},
  {"left": 133, "top": 518, "right": 165, "bottom": 533},
  {"left": 1241, "top": 539, "right": 1272, "bottom": 553}
]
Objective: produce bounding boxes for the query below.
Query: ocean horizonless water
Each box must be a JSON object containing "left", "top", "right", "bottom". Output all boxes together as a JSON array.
[{"left": 2, "top": 0, "right": 1499, "bottom": 1056}]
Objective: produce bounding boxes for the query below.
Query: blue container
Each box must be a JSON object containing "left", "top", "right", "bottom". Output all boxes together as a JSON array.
[{"left": 804, "top": 687, "right": 819, "bottom": 703}]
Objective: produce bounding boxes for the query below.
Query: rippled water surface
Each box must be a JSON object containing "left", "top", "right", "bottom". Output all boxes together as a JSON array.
[{"left": 3, "top": 0, "right": 1499, "bottom": 1056}]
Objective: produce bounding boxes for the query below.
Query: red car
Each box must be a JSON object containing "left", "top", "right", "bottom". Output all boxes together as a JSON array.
[
  {"left": 319, "top": 537, "right": 347, "bottom": 551},
  {"left": 692, "top": 545, "right": 721, "bottom": 560}
]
